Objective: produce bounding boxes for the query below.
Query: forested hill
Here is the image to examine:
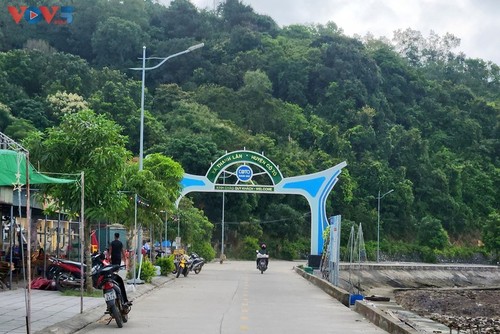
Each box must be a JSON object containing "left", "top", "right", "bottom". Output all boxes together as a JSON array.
[{"left": 0, "top": 0, "right": 498, "bottom": 259}]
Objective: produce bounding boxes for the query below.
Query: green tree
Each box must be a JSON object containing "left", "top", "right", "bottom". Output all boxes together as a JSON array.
[
  {"left": 220, "top": 0, "right": 278, "bottom": 34},
  {"left": 24, "top": 109, "right": 130, "bottom": 291},
  {"left": 10, "top": 98, "right": 51, "bottom": 129},
  {"left": 158, "top": 136, "right": 222, "bottom": 175},
  {"left": 46, "top": 91, "right": 89, "bottom": 123},
  {"left": 25, "top": 109, "right": 130, "bottom": 219},
  {"left": 4, "top": 118, "right": 37, "bottom": 142},
  {"left": 143, "top": 153, "right": 184, "bottom": 204},
  {"left": 0, "top": 102, "right": 13, "bottom": 132},
  {"left": 482, "top": 211, "right": 500, "bottom": 261},
  {"left": 114, "top": 153, "right": 184, "bottom": 256},
  {"left": 153, "top": 0, "right": 204, "bottom": 39},
  {"left": 392, "top": 28, "right": 461, "bottom": 66},
  {"left": 177, "top": 198, "right": 215, "bottom": 260},
  {"left": 91, "top": 17, "right": 147, "bottom": 68},
  {"left": 238, "top": 70, "right": 274, "bottom": 134},
  {"left": 417, "top": 216, "right": 449, "bottom": 250}
]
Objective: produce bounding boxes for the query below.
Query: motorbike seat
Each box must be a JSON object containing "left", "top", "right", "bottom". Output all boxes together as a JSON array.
[
  {"left": 100, "top": 264, "right": 120, "bottom": 274},
  {"left": 59, "top": 259, "right": 87, "bottom": 268}
]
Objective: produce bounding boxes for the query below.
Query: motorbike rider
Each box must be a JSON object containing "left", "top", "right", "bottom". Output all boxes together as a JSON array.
[{"left": 256, "top": 243, "right": 269, "bottom": 268}]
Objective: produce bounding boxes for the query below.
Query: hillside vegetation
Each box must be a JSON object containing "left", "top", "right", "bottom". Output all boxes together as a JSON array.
[{"left": 0, "top": 0, "right": 498, "bottom": 262}]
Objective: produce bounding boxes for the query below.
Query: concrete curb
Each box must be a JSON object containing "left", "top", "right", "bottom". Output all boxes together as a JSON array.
[
  {"left": 35, "top": 275, "right": 173, "bottom": 334},
  {"left": 36, "top": 306, "right": 109, "bottom": 334},
  {"left": 294, "top": 266, "right": 418, "bottom": 334},
  {"left": 354, "top": 301, "right": 418, "bottom": 334},
  {"left": 293, "top": 266, "right": 350, "bottom": 306}
]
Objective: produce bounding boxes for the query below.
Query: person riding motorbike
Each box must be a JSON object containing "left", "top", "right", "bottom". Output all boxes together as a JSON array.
[{"left": 256, "top": 243, "right": 269, "bottom": 269}]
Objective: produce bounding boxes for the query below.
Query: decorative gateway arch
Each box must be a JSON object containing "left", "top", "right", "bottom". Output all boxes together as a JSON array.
[{"left": 175, "top": 150, "right": 347, "bottom": 255}]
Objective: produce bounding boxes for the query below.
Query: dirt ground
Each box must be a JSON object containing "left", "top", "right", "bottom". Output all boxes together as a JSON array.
[
  {"left": 335, "top": 264, "right": 500, "bottom": 332},
  {"left": 394, "top": 288, "right": 500, "bottom": 332}
]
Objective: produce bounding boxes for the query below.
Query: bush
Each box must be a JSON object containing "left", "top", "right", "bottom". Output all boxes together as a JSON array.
[
  {"left": 238, "top": 237, "right": 260, "bottom": 260},
  {"left": 417, "top": 216, "right": 449, "bottom": 250},
  {"left": 278, "top": 240, "right": 305, "bottom": 260},
  {"left": 435, "top": 245, "right": 490, "bottom": 263},
  {"left": 419, "top": 246, "right": 437, "bottom": 263},
  {"left": 135, "top": 258, "right": 156, "bottom": 283},
  {"left": 279, "top": 243, "right": 296, "bottom": 260},
  {"left": 155, "top": 256, "right": 175, "bottom": 276},
  {"left": 483, "top": 211, "right": 500, "bottom": 261},
  {"left": 189, "top": 241, "right": 216, "bottom": 262},
  {"left": 363, "top": 241, "right": 378, "bottom": 261}
]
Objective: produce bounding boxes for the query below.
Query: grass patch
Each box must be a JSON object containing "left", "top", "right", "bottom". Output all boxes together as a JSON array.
[{"left": 60, "top": 289, "right": 103, "bottom": 298}]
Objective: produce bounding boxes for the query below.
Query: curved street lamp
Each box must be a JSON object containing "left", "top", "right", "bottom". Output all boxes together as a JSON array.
[
  {"left": 130, "top": 42, "right": 205, "bottom": 171},
  {"left": 377, "top": 189, "right": 394, "bottom": 263},
  {"left": 128, "top": 43, "right": 204, "bottom": 284}
]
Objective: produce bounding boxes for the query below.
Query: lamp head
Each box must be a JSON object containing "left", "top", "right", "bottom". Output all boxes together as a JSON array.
[{"left": 188, "top": 43, "right": 204, "bottom": 51}]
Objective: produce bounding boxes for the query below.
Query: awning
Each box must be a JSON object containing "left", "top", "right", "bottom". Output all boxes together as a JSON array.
[{"left": 0, "top": 149, "right": 75, "bottom": 186}]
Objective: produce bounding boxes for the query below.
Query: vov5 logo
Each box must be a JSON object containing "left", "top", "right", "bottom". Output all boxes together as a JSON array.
[{"left": 8, "top": 6, "right": 74, "bottom": 25}]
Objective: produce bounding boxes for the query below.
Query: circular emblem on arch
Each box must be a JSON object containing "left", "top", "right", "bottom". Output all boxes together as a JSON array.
[
  {"left": 206, "top": 150, "right": 283, "bottom": 184},
  {"left": 236, "top": 165, "right": 253, "bottom": 182}
]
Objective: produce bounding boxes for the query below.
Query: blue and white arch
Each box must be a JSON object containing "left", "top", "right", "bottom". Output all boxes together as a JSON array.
[{"left": 176, "top": 150, "right": 347, "bottom": 255}]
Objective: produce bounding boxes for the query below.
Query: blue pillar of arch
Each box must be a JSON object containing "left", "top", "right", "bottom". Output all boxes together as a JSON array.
[
  {"left": 274, "top": 162, "right": 346, "bottom": 254},
  {"left": 177, "top": 157, "right": 347, "bottom": 256}
]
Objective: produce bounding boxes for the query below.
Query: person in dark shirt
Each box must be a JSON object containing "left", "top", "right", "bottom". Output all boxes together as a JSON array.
[
  {"left": 110, "top": 233, "right": 125, "bottom": 266},
  {"left": 256, "top": 243, "right": 269, "bottom": 268},
  {"left": 109, "top": 232, "right": 131, "bottom": 306}
]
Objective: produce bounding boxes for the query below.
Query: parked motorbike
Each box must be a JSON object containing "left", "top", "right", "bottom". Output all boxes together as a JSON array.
[
  {"left": 51, "top": 253, "right": 108, "bottom": 291},
  {"left": 175, "top": 255, "right": 190, "bottom": 278},
  {"left": 256, "top": 251, "right": 269, "bottom": 274},
  {"left": 94, "top": 262, "right": 132, "bottom": 328},
  {"left": 188, "top": 253, "right": 205, "bottom": 274},
  {"left": 155, "top": 249, "right": 165, "bottom": 261},
  {"left": 46, "top": 259, "right": 60, "bottom": 280}
]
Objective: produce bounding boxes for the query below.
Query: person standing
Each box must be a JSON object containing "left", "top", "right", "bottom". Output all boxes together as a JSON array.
[
  {"left": 110, "top": 232, "right": 126, "bottom": 266},
  {"left": 109, "top": 232, "right": 131, "bottom": 306},
  {"left": 142, "top": 240, "right": 151, "bottom": 257}
]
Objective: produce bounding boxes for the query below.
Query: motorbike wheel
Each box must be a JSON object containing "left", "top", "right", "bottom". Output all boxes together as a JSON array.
[
  {"left": 183, "top": 267, "right": 188, "bottom": 277},
  {"left": 110, "top": 302, "right": 123, "bottom": 328},
  {"left": 194, "top": 267, "right": 201, "bottom": 274},
  {"left": 55, "top": 273, "right": 74, "bottom": 292},
  {"left": 121, "top": 302, "right": 128, "bottom": 324},
  {"left": 176, "top": 267, "right": 181, "bottom": 278},
  {"left": 46, "top": 265, "right": 59, "bottom": 280},
  {"left": 118, "top": 294, "right": 128, "bottom": 323}
]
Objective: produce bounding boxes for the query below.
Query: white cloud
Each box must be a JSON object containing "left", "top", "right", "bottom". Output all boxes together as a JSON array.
[{"left": 173, "top": 0, "right": 500, "bottom": 64}]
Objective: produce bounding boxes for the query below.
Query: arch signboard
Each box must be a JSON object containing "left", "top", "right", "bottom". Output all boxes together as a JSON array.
[{"left": 176, "top": 149, "right": 347, "bottom": 255}]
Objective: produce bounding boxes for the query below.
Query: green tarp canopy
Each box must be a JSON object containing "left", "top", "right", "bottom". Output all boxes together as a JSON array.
[{"left": 0, "top": 149, "right": 75, "bottom": 186}]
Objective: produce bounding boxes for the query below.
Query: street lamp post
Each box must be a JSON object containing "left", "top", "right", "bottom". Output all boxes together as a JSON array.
[
  {"left": 130, "top": 42, "right": 204, "bottom": 171},
  {"left": 221, "top": 188, "right": 225, "bottom": 256},
  {"left": 129, "top": 42, "right": 203, "bottom": 282},
  {"left": 176, "top": 215, "right": 181, "bottom": 249},
  {"left": 377, "top": 189, "right": 394, "bottom": 263},
  {"left": 220, "top": 170, "right": 230, "bottom": 262},
  {"left": 161, "top": 210, "right": 167, "bottom": 251}
]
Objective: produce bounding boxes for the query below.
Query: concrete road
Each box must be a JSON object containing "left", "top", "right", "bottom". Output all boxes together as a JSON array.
[{"left": 75, "top": 260, "right": 386, "bottom": 333}]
